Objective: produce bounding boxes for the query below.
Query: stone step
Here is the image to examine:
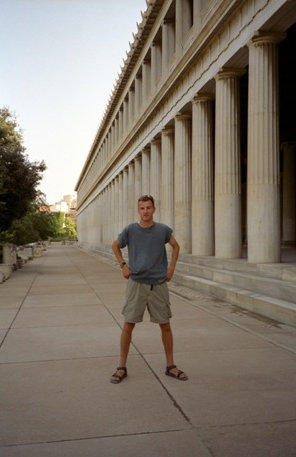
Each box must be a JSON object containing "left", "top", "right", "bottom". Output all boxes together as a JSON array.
[
  {"left": 178, "top": 253, "right": 296, "bottom": 282},
  {"left": 176, "top": 261, "right": 296, "bottom": 303},
  {"left": 171, "top": 273, "right": 296, "bottom": 327}
]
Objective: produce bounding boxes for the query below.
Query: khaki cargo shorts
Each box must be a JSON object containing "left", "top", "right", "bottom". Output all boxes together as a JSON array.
[{"left": 122, "top": 279, "right": 172, "bottom": 324}]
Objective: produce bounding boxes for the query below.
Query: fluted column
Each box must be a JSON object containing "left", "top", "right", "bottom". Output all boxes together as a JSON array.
[
  {"left": 135, "top": 74, "right": 142, "bottom": 115},
  {"left": 247, "top": 33, "right": 285, "bottom": 263},
  {"left": 161, "top": 127, "right": 174, "bottom": 229},
  {"left": 282, "top": 143, "right": 296, "bottom": 244},
  {"left": 215, "top": 68, "right": 243, "bottom": 258},
  {"left": 106, "top": 184, "right": 111, "bottom": 244},
  {"left": 114, "top": 175, "right": 119, "bottom": 238},
  {"left": 123, "top": 97, "right": 129, "bottom": 134},
  {"left": 151, "top": 40, "right": 162, "bottom": 88},
  {"left": 134, "top": 155, "right": 142, "bottom": 220},
  {"left": 150, "top": 138, "right": 161, "bottom": 220},
  {"left": 162, "top": 18, "right": 175, "bottom": 75},
  {"left": 110, "top": 126, "right": 115, "bottom": 157},
  {"left": 142, "top": 58, "right": 151, "bottom": 101},
  {"left": 102, "top": 188, "right": 107, "bottom": 245},
  {"left": 110, "top": 179, "right": 116, "bottom": 241},
  {"left": 93, "top": 195, "right": 99, "bottom": 247},
  {"left": 118, "top": 172, "right": 123, "bottom": 231},
  {"left": 122, "top": 167, "right": 128, "bottom": 227},
  {"left": 118, "top": 107, "right": 123, "bottom": 142},
  {"left": 175, "top": 0, "right": 183, "bottom": 55},
  {"left": 129, "top": 87, "right": 135, "bottom": 126},
  {"left": 128, "top": 162, "right": 135, "bottom": 223},
  {"left": 192, "top": 93, "right": 214, "bottom": 256},
  {"left": 141, "top": 147, "right": 150, "bottom": 195},
  {"left": 114, "top": 116, "right": 119, "bottom": 148},
  {"left": 174, "top": 113, "right": 192, "bottom": 252}
]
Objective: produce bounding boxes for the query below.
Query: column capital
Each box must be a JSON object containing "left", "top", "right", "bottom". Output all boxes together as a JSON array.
[
  {"left": 175, "top": 111, "right": 191, "bottom": 120},
  {"left": 152, "top": 39, "right": 161, "bottom": 47},
  {"left": 151, "top": 137, "right": 161, "bottom": 145},
  {"left": 162, "top": 126, "right": 174, "bottom": 136},
  {"left": 192, "top": 92, "right": 214, "bottom": 104},
  {"left": 163, "top": 17, "right": 174, "bottom": 25},
  {"left": 215, "top": 67, "right": 245, "bottom": 81},
  {"left": 248, "top": 31, "right": 286, "bottom": 48}
]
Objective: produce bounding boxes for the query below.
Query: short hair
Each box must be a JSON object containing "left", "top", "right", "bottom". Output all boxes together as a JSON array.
[{"left": 138, "top": 195, "right": 155, "bottom": 207}]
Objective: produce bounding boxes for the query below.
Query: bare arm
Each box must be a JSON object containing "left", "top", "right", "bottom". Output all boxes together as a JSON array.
[
  {"left": 112, "top": 239, "right": 130, "bottom": 279},
  {"left": 166, "top": 235, "right": 180, "bottom": 281}
]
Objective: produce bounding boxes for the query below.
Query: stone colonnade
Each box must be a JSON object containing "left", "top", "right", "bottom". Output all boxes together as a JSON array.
[{"left": 77, "top": 30, "right": 294, "bottom": 264}]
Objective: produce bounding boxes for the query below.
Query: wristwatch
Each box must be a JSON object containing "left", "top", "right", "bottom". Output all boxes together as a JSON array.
[{"left": 120, "top": 261, "right": 127, "bottom": 269}]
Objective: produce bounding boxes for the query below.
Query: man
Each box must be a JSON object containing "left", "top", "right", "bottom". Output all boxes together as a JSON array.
[{"left": 110, "top": 194, "right": 188, "bottom": 383}]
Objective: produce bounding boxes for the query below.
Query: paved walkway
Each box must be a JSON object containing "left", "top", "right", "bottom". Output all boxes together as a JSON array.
[{"left": 0, "top": 244, "right": 296, "bottom": 457}]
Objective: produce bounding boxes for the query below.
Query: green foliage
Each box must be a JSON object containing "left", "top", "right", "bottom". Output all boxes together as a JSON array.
[
  {"left": 0, "top": 107, "right": 77, "bottom": 245},
  {"left": 62, "top": 216, "right": 77, "bottom": 240},
  {"left": 10, "top": 213, "right": 40, "bottom": 246},
  {"left": 0, "top": 230, "right": 14, "bottom": 245},
  {"left": 7, "top": 207, "right": 72, "bottom": 246},
  {"left": 0, "top": 107, "right": 46, "bottom": 232}
]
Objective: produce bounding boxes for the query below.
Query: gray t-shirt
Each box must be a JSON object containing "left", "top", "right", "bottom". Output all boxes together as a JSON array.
[{"left": 118, "top": 222, "right": 173, "bottom": 284}]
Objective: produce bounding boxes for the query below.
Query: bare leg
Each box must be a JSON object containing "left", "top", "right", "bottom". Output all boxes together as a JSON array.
[
  {"left": 119, "top": 322, "right": 135, "bottom": 367},
  {"left": 110, "top": 322, "right": 135, "bottom": 383},
  {"left": 160, "top": 322, "right": 174, "bottom": 366},
  {"left": 160, "top": 322, "right": 188, "bottom": 380}
]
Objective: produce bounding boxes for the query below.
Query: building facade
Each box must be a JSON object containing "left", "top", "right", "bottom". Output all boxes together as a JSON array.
[{"left": 76, "top": 0, "right": 296, "bottom": 265}]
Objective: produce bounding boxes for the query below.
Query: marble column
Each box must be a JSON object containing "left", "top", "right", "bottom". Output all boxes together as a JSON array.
[
  {"left": 215, "top": 68, "right": 243, "bottom": 258},
  {"left": 114, "top": 175, "right": 119, "bottom": 237},
  {"left": 118, "top": 172, "right": 123, "bottom": 231},
  {"left": 151, "top": 40, "right": 162, "bottom": 88},
  {"left": 174, "top": 113, "right": 192, "bottom": 252},
  {"left": 123, "top": 97, "right": 129, "bottom": 134},
  {"left": 247, "top": 32, "right": 285, "bottom": 263},
  {"left": 150, "top": 137, "right": 161, "bottom": 220},
  {"left": 192, "top": 93, "right": 214, "bottom": 256},
  {"left": 282, "top": 143, "right": 296, "bottom": 244},
  {"left": 134, "top": 155, "right": 142, "bottom": 220},
  {"left": 162, "top": 18, "right": 175, "bottom": 75},
  {"left": 111, "top": 179, "right": 116, "bottom": 241},
  {"left": 114, "top": 116, "right": 119, "bottom": 148},
  {"left": 161, "top": 127, "right": 175, "bottom": 229},
  {"left": 141, "top": 147, "right": 150, "bottom": 195},
  {"left": 135, "top": 74, "right": 142, "bottom": 115},
  {"left": 106, "top": 184, "right": 111, "bottom": 244},
  {"left": 102, "top": 188, "right": 107, "bottom": 245},
  {"left": 175, "top": 0, "right": 183, "bottom": 55},
  {"left": 142, "top": 58, "right": 151, "bottom": 101},
  {"left": 128, "top": 161, "right": 135, "bottom": 223},
  {"left": 122, "top": 167, "right": 128, "bottom": 228},
  {"left": 118, "top": 107, "right": 123, "bottom": 141},
  {"left": 129, "top": 87, "right": 135, "bottom": 126}
]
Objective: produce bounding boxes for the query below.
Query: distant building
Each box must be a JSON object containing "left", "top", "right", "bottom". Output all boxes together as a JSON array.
[{"left": 49, "top": 194, "right": 77, "bottom": 223}]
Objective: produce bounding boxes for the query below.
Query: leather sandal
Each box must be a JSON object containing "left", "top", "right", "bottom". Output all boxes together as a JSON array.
[
  {"left": 110, "top": 366, "right": 127, "bottom": 384},
  {"left": 165, "top": 364, "right": 188, "bottom": 381}
]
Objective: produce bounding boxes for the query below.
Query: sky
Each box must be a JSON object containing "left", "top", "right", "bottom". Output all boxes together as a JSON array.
[{"left": 1, "top": 0, "right": 147, "bottom": 204}]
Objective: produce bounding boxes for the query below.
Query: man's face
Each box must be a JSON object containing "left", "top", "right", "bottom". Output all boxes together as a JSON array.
[{"left": 138, "top": 200, "right": 155, "bottom": 223}]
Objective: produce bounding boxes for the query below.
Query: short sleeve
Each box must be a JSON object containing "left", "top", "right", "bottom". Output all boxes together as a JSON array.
[
  {"left": 118, "top": 226, "right": 129, "bottom": 248},
  {"left": 165, "top": 226, "right": 173, "bottom": 243}
]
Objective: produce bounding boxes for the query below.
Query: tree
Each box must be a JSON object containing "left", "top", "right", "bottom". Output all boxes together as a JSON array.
[
  {"left": 62, "top": 216, "right": 77, "bottom": 240},
  {"left": 0, "top": 107, "right": 46, "bottom": 232}
]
